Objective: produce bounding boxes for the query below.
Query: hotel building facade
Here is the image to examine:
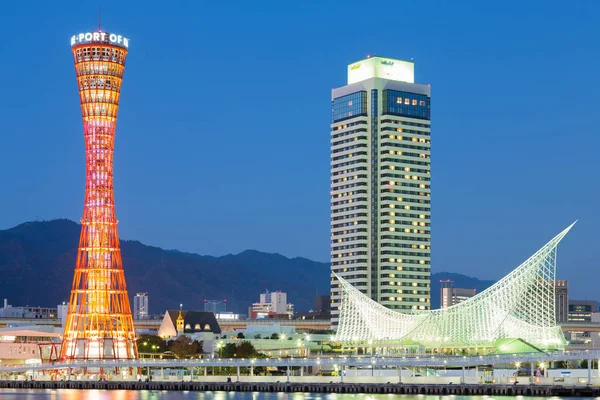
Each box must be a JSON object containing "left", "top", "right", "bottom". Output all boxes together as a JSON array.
[{"left": 330, "top": 56, "right": 431, "bottom": 324}]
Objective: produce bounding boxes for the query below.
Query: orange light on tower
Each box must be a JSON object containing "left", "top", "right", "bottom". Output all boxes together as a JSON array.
[{"left": 61, "top": 30, "right": 137, "bottom": 360}]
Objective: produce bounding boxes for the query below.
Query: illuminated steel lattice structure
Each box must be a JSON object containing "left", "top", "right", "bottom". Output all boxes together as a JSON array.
[
  {"left": 61, "top": 31, "right": 137, "bottom": 360},
  {"left": 335, "top": 223, "right": 575, "bottom": 350}
]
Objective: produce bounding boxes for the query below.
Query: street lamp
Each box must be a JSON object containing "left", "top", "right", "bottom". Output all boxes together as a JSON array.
[
  {"left": 216, "top": 342, "right": 224, "bottom": 358},
  {"left": 280, "top": 334, "right": 286, "bottom": 341},
  {"left": 152, "top": 345, "right": 158, "bottom": 359}
]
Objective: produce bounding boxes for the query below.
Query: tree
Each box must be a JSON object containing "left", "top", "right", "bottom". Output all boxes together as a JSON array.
[
  {"left": 221, "top": 343, "right": 238, "bottom": 358},
  {"left": 270, "top": 333, "right": 279, "bottom": 340},
  {"left": 237, "top": 332, "right": 245, "bottom": 339},
  {"left": 137, "top": 334, "right": 167, "bottom": 355},
  {"left": 236, "top": 341, "right": 258, "bottom": 358},
  {"left": 580, "top": 360, "right": 597, "bottom": 369},
  {"left": 254, "top": 334, "right": 261, "bottom": 339},
  {"left": 220, "top": 341, "right": 261, "bottom": 359},
  {"left": 168, "top": 336, "right": 198, "bottom": 358},
  {"left": 192, "top": 339, "right": 204, "bottom": 355}
]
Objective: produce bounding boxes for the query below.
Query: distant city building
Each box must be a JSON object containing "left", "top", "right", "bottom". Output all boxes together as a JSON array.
[
  {"left": 440, "top": 280, "right": 476, "bottom": 309},
  {"left": 204, "top": 299, "right": 227, "bottom": 313},
  {"left": 0, "top": 299, "right": 57, "bottom": 319},
  {"left": 215, "top": 312, "right": 242, "bottom": 320},
  {"left": 296, "top": 311, "right": 330, "bottom": 320},
  {"left": 251, "top": 290, "right": 294, "bottom": 319},
  {"left": 330, "top": 56, "right": 432, "bottom": 325},
  {"left": 134, "top": 292, "right": 149, "bottom": 320},
  {"left": 157, "top": 309, "right": 221, "bottom": 339},
  {"left": 568, "top": 300, "right": 598, "bottom": 323},
  {"left": 554, "top": 280, "right": 569, "bottom": 323},
  {"left": 57, "top": 302, "right": 69, "bottom": 327},
  {"left": 313, "top": 295, "right": 331, "bottom": 313}
]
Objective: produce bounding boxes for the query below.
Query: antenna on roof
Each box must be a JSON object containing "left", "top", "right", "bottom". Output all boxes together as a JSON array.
[{"left": 98, "top": 5, "right": 101, "bottom": 32}]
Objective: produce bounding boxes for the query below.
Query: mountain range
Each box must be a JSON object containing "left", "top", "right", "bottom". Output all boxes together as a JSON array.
[{"left": 0, "top": 220, "right": 495, "bottom": 313}]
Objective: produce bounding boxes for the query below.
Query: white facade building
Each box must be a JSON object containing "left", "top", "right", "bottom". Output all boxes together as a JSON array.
[
  {"left": 57, "top": 303, "right": 69, "bottom": 327},
  {"left": 252, "top": 290, "right": 294, "bottom": 318},
  {"left": 330, "top": 56, "right": 431, "bottom": 324},
  {"left": 134, "top": 292, "right": 149, "bottom": 319}
]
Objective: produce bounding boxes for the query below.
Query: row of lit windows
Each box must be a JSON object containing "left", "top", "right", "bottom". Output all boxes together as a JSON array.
[
  {"left": 384, "top": 227, "right": 429, "bottom": 234},
  {"left": 380, "top": 235, "right": 429, "bottom": 242},
  {"left": 332, "top": 166, "right": 368, "bottom": 176},
  {"left": 380, "top": 150, "right": 429, "bottom": 160},
  {"left": 381, "top": 258, "right": 429, "bottom": 265},
  {"left": 332, "top": 244, "right": 368, "bottom": 252},
  {"left": 381, "top": 244, "right": 430, "bottom": 252},
  {"left": 380, "top": 211, "right": 428, "bottom": 219},
  {"left": 380, "top": 266, "right": 429, "bottom": 272},
  {"left": 332, "top": 151, "right": 368, "bottom": 162},
  {"left": 382, "top": 90, "right": 430, "bottom": 120},
  {"left": 379, "top": 196, "right": 429, "bottom": 204},
  {"left": 332, "top": 235, "right": 369, "bottom": 244},
  {"left": 381, "top": 205, "right": 430, "bottom": 214},
  {"left": 332, "top": 204, "right": 367, "bottom": 213},
  {"left": 332, "top": 131, "right": 368, "bottom": 143},
  {"left": 331, "top": 198, "right": 368, "bottom": 208},
  {"left": 331, "top": 135, "right": 368, "bottom": 148},
  {"left": 382, "top": 296, "right": 428, "bottom": 303},
  {"left": 78, "top": 76, "right": 121, "bottom": 91},
  {"left": 379, "top": 192, "right": 430, "bottom": 201},
  {"left": 331, "top": 213, "right": 367, "bottom": 222},
  {"left": 379, "top": 173, "right": 430, "bottom": 182},
  {"left": 332, "top": 159, "right": 369, "bottom": 169},
  {"left": 331, "top": 227, "right": 367, "bottom": 234},
  {"left": 380, "top": 119, "right": 430, "bottom": 129},
  {"left": 74, "top": 47, "right": 125, "bottom": 64},
  {"left": 383, "top": 131, "right": 430, "bottom": 141},
  {"left": 332, "top": 143, "right": 368, "bottom": 155},
  {"left": 381, "top": 219, "right": 429, "bottom": 227},
  {"left": 380, "top": 177, "right": 430, "bottom": 191},
  {"left": 76, "top": 62, "right": 124, "bottom": 78},
  {"left": 332, "top": 175, "right": 369, "bottom": 185}
]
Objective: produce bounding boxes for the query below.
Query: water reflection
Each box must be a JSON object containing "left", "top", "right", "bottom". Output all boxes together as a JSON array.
[{"left": 0, "top": 391, "right": 595, "bottom": 400}]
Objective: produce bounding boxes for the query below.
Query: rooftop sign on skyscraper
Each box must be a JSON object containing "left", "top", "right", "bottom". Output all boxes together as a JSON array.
[{"left": 347, "top": 56, "right": 414, "bottom": 84}]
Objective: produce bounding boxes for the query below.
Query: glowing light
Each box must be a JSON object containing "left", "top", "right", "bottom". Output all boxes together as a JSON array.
[{"left": 61, "top": 32, "right": 136, "bottom": 361}]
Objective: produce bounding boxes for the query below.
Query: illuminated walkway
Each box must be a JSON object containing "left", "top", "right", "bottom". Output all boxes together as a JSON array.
[{"left": 1, "top": 350, "right": 599, "bottom": 373}]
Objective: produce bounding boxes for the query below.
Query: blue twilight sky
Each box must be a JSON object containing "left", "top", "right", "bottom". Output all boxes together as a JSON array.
[{"left": 0, "top": 1, "right": 598, "bottom": 297}]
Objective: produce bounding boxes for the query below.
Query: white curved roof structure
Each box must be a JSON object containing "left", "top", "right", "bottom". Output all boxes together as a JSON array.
[{"left": 334, "top": 223, "right": 575, "bottom": 350}]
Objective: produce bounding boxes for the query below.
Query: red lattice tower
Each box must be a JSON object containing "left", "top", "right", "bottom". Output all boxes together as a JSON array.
[{"left": 61, "top": 31, "right": 137, "bottom": 360}]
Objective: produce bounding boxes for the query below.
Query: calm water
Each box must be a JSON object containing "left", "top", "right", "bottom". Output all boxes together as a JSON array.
[{"left": 0, "top": 391, "right": 593, "bottom": 400}]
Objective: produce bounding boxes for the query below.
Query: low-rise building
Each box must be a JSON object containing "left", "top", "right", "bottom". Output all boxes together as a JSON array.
[
  {"left": 568, "top": 300, "right": 598, "bottom": 323},
  {"left": 157, "top": 310, "right": 221, "bottom": 340},
  {"left": 0, "top": 326, "right": 62, "bottom": 365},
  {"left": 0, "top": 299, "right": 57, "bottom": 319},
  {"left": 251, "top": 290, "right": 294, "bottom": 319}
]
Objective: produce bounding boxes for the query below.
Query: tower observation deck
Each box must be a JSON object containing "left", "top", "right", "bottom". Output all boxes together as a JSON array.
[{"left": 61, "top": 30, "right": 137, "bottom": 360}]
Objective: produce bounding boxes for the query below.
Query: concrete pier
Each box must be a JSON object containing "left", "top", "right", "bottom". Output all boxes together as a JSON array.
[{"left": 0, "top": 380, "right": 598, "bottom": 396}]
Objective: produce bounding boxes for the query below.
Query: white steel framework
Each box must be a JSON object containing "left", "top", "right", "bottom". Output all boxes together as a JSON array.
[{"left": 335, "top": 223, "right": 576, "bottom": 350}]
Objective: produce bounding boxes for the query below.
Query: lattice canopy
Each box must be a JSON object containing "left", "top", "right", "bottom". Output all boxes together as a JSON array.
[{"left": 334, "top": 223, "right": 575, "bottom": 350}]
